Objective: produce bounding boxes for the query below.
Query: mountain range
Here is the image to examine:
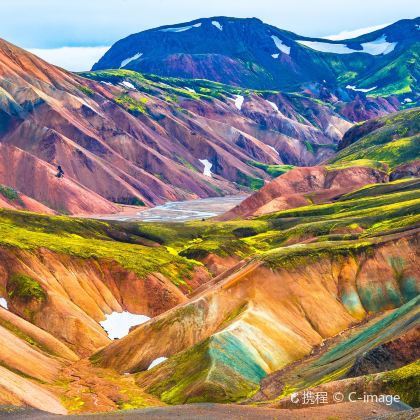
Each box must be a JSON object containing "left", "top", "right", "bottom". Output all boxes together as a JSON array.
[
  {"left": 93, "top": 16, "right": 420, "bottom": 98},
  {"left": 1, "top": 37, "right": 404, "bottom": 215},
  {"left": 0, "top": 14, "right": 419, "bottom": 419}
]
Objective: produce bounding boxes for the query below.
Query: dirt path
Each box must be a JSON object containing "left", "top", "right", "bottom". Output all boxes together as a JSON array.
[{"left": 0, "top": 402, "right": 414, "bottom": 419}]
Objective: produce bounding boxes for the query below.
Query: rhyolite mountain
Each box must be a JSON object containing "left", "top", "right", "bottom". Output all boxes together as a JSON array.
[
  {"left": 93, "top": 16, "right": 420, "bottom": 99},
  {"left": 220, "top": 107, "right": 420, "bottom": 219},
  {"left": 1, "top": 37, "right": 401, "bottom": 215},
  {"left": 0, "top": 114, "right": 418, "bottom": 413}
]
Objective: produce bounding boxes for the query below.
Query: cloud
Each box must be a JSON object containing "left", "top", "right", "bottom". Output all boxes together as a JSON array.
[
  {"left": 28, "top": 46, "right": 110, "bottom": 72},
  {"left": 323, "top": 23, "right": 390, "bottom": 40}
]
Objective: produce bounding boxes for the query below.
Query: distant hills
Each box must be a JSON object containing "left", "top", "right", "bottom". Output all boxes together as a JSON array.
[{"left": 93, "top": 16, "right": 419, "bottom": 99}]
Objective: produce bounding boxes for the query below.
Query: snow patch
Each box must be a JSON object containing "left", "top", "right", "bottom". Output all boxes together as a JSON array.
[
  {"left": 120, "top": 52, "right": 143, "bottom": 69},
  {"left": 120, "top": 81, "right": 136, "bottom": 89},
  {"left": 404, "top": 98, "right": 413, "bottom": 103},
  {"left": 297, "top": 40, "right": 356, "bottom": 54},
  {"left": 346, "top": 85, "right": 377, "bottom": 93},
  {"left": 233, "top": 95, "right": 244, "bottom": 110},
  {"left": 361, "top": 35, "right": 397, "bottom": 55},
  {"left": 212, "top": 21, "right": 223, "bottom": 31},
  {"left": 100, "top": 81, "right": 113, "bottom": 86},
  {"left": 160, "top": 23, "right": 202, "bottom": 33},
  {"left": 0, "top": 298, "right": 8, "bottom": 309},
  {"left": 148, "top": 357, "right": 168, "bottom": 370},
  {"left": 268, "top": 145, "right": 279, "bottom": 155},
  {"left": 184, "top": 87, "right": 196, "bottom": 93},
  {"left": 100, "top": 312, "right": 150, "bottom": 339},
  {"left": 298, "top": 35, "right": 396, "bottom": 55},
  {"left": 271, "top": 36, "right": 290, "bottom": 55},
  {"left": 271, "top": 53, "right": 279, "bottom": 59},
  {"left": 267, "top": 100, "right": 279, "bottom": 112},
  {"left": 199, "top": 159, "right": 213, "bottom": 177}
]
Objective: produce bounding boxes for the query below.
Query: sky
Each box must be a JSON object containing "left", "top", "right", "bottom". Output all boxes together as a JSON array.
[{"left": 2, "top": 0, "right": 419, "bottom": 71}]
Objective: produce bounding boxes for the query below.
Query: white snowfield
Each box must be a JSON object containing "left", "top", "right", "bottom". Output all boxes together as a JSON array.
[
  {"left": 199, "top": 159, "right": 213, "bottom": 177},
  {"left": 267, "top": 100, "right": 279, "bottom": 112},
  {"left": 184, "top": 87, "right": 196, "bottom": 93},
  {"left": 160, "top": 23, "right": 202, "bottom": 32},
  {"left": 212, "top": 21, "right": 223, "bottom": 31},
  {"left": 0, "top": 298, "right": 8, "bottom": 309},
  {"left": 100, "top": 81, "right": 113, "bottom": 86},
  {"left": 271, "top": 35, "right": 291, "bottom": 55},
  {"left": 234, "top": 95, "right": 244, "bottom": 110},
  {"left": 346, "top": 85, "right": 377, "bottom": 93},
  {"left": 404, "top": 98, "right": 413, "bottom": 103},
  {"left": 271, "top": 53, "right": 279, "bottom": 59},
  {"left": 120, "top": 81, "right": 136, "bottom": 89},
  {"left": 297, "top": 34, "right": 397, "bottom": 55},
  {"left": 148, "top": 357, "right": 168, "bottom": 370},
  {"left": 100, "top": 312, "right": 151, "bottom": 339},
  {"left": 120, "top": 52, "right": 143, "bottom": 69}
]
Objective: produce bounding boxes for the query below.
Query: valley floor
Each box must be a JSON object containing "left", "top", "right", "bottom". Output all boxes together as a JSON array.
[
  {"left": 96, "top": 195, "right": 247, "bottom": 223},
  {"left": 0, "top": 402, "right": 416, "bottom": 420}
]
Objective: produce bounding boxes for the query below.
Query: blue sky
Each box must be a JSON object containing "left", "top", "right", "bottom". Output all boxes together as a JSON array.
[{"left": 2, "top": 0, "right": 419, "bottom": 70}]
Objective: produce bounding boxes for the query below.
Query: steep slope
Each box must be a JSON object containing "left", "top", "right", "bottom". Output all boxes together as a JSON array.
[
  {"left": 331, "top": 107, "right": 420, "bottom": 169},
  {"left": 0, "top": 174, "right": 418, "bottom": 413},
  {"left": 91, "top": 182, "right": 419, "bottom": 404},
  {"left": 221, "top": 108, "right": 420, "bottom": 219},
  {"left": 0, "top": 39, "right": 363, "bottom": 214},
  {"left": 0, "top": 210, "right": 213, "bottom": 356},
  {"left": 93, "top": 17, "right": 419, "bottom": 98}
]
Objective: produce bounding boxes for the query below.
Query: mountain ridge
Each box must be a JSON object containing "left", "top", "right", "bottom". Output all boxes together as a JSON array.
[{"left": 93, "top": 16, "right": 420, "bottom": 98}]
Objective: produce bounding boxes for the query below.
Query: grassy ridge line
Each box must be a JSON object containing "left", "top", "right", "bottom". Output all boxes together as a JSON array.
[{"left": 0, "top": 179, "right": 418, "bottom": 284}]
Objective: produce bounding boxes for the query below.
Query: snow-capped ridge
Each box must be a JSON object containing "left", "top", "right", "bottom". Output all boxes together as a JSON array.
[{"left": 297, "top": 34, "right": 397, "bottom": 56}]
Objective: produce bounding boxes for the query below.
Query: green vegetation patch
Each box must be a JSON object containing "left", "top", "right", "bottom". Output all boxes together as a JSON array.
[
  {"left": 7, "top": 274, "right": 46, "bottom": 301},
  {"left": 329, "top": 109, "right": 420, "bottom": 170},
  {"left": 247, "top": 161, "right": 294, "bottom": 178},
  {"left": 77, "top": 85, "right": 95, "bottom": 97},
  {"left": 0, "top": 185, "right": 22, "bottom": 203}
]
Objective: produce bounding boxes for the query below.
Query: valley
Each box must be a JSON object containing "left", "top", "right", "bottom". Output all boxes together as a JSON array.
[
  {"left": 99, "top": 195, "right": 247, "bottom": 222},
  {"left": 0, "top": 11, "right": 418, "bottom": 420}
]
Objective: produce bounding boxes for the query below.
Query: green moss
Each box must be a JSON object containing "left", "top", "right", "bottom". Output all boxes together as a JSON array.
[
  {"left": 115, "top": 93, "right": 148, "bottom": 115},
  {"left": 7, "top": 274, "right": 46, "bottom": 301},
  {"left": 236, "top": 170, "right": 264, "bottom": 190},
  {"left": 247, "top": 161, "right": 294, "bottom": 178},
  {"left": 381, "top": 361, "right": 420, "bottom": 407},
  {"left": 329, "top": 109, "right": 420, "bottom": 169},
  {"left": 0, "top": 185, "right": 22, "bottom": 203},
  {"left": 77, "top": 85, "right": 94, "bottom": 97},
  {"left": 0, "top": 210, "right": 201, "bottom": 287}
]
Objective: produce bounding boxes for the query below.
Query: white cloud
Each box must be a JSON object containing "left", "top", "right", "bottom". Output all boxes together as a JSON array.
[
  {"left": 28, "top": 46, "right": 110, "bottom": 72},
  {"left": 323, "top": 23, "right": 389, "bottom": 40}
]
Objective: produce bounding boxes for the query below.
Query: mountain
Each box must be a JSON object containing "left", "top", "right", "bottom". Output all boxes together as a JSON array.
[
  {"left": 93, "top": 16, "right": 420, "bottom": 99},
  {"left": 2, "top": 37, "right": 399, "bottom": 215},
  {"left": 0, "top": 168, "right": 418, "bottom": 414},
  {"left": 220, "top": 108, "right": 420, "bottom": 219}
]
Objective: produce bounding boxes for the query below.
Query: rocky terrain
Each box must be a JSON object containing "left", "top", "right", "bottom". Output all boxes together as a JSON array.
[
  {"left": 0, "top": 139, "right": 418, "bottom": 414},
  {"left": 221, "top": 108, "right": 420, "bottom": 219},
  {"left": 0, "top": 16, "right": 418, "bottom": 420},
  {"left": 1, "top": 37, "right": 387, "bottom": 215}
]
